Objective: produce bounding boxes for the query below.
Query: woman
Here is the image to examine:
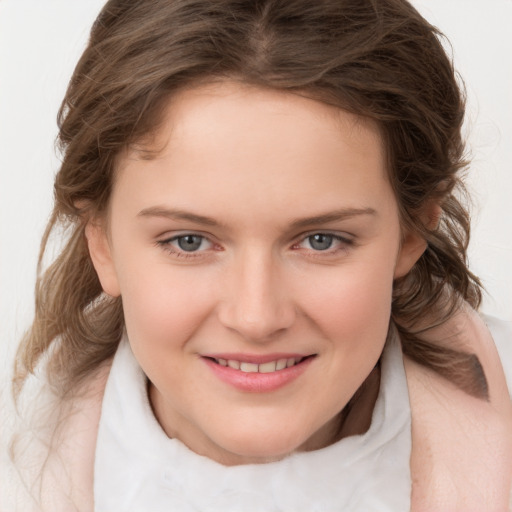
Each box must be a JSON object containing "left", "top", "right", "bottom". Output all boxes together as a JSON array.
[{"left": 7, "top": 0, "right": 512, "bottom": 510}]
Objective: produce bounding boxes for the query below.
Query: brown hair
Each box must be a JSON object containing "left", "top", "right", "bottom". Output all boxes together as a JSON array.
[{"left": 14, "top": 0, "right": 484, "bottom": 399}]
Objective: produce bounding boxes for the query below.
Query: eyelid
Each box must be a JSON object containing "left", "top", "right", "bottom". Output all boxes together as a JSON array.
[
  {"left": 292, "top": 231, "right": 355, "bottom": 253},
  {"left": 156, "top": 231, "right": 219, "bottom": 258},
  {"left": 157, "top": 229, "right": 216, "bottom": 244},
  {"left": 294, "top": 229, "right": 354, "bottom": 243}
]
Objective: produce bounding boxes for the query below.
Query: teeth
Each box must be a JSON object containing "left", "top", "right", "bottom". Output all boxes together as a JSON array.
[
  {"left": 215, "top": 357, "right": 304, "bottom": 373},
  {"left": 227, "top": 359, "right": 240, "bottom": 370},
  {"left": 239, "top": 362, "right": 259, "bottom": 373},
  {"left": 259, "top": 361, "right": 277, "bottom": 373},
  {"left": 276, "top": 359, "right": 288, "bottom": 371}
]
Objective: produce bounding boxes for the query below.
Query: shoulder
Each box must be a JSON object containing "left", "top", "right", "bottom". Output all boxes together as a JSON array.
[
  {"left": 483, "top": 314, "right": 512, "bottom": 397},
  {"left": 405, "top": 308, "right": 512, "bottom": 511},
  {"left": 57, "top": 360, "right": 112, "bottom": 510},
  {"left": 8, "top": 359, "right": 112, "bottom": 512}
]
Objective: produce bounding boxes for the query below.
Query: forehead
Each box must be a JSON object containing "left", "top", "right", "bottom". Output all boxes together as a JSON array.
[
  {"left": 113, "top": 81, "right": 394, "bottom": 226},
  {"left": 135, "top": 81, "right": 384, "bottom": 161}
]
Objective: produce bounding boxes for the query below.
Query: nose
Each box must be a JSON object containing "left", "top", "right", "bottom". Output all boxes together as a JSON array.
[{"left": 217, "top": 248, "right": 296, "bottom": 342}]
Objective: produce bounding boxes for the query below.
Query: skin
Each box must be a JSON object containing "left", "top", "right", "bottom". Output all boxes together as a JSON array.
[{"left": 87, "top": 81, "right": 428, "bottom": 466}]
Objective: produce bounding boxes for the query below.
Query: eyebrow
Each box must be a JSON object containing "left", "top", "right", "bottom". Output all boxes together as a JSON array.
[
  {"left": 289, "top": 208, "right": 377, "bottom": 230},
  {"left": 137, "top": 206, "right": 377, "bottom": 229},
  {"left": 137, "top": 206, "right": 219, "bottom": 226}
]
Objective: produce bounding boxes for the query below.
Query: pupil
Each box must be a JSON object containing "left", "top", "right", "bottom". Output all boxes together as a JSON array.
[
  {"left": 178, "top": 235, "right": 202, "bottom": 251},
  {"left": 309, "top": 234, "right": 333, "bottom": 251}
]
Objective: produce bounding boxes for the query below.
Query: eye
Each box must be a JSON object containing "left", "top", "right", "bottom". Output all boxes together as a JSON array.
[
  {"left": 306, "top": 233, "right": 335, "bottom": 251},
  {"left": 174, "top": 234, "right": 207, "bottom": 252},
  {"left": 157, "top": 233, "right": 215, "bottom": 256},
  {"left": 293, "top": 232, "right": 353, "bottom": 254}
]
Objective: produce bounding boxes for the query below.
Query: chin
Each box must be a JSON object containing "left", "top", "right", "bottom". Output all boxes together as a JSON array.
[{"left": 209, "top": 425, "right": 313, "bottom": 466}]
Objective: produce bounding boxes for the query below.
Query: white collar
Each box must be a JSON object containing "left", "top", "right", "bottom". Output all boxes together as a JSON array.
[{"left": 94, "top": 328, "right": 411, "bottom": 511}]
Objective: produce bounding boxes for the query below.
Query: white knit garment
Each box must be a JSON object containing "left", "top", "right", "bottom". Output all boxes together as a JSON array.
[{"left": 94, "top": 330, "right": 412, "bottom": 512}]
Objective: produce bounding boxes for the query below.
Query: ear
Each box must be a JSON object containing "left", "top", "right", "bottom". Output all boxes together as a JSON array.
[
  {"left": 393, "top": 230, "right": 427, "bottom": 279},
  {"left": 394, "top": 202, "right": 441, "bottom": 279},
  {"left": 85, "top": 220, "right": 121, "bottom": 297}
]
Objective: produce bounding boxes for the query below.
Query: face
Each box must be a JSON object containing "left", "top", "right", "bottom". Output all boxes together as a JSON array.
[{"left": 88, "top": 81, "right": 424, "bottom": 465}]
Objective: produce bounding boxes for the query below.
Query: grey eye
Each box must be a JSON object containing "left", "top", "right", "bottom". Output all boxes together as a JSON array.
[
  {"left": 308, "top": 234, "right": 333, "bottom": 251},
  {"left": 177, "top": 235, "right": 204, "bottom": 251}
]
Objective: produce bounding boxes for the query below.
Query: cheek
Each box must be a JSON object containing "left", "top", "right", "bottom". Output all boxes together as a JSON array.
[
  {"left": 117, "top": 261, "right": 217, "bottom": 347},
  {"left": 296, "top": 257, "right": 395, "bottom": 341}
]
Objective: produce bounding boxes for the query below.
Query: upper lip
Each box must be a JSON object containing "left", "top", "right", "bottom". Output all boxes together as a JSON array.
[{"left": 201, "top": 353, "right": 315, "bottom": 364}]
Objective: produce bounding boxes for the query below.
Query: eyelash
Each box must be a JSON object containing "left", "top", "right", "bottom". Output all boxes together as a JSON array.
[
  {"left": 156, "top": 234, "right": 216, "bottom": 259},
  {"left": 292, "top": 232, "right": 354, "bottom": 256},
  {"left": 156, "top": 232, "right": 355, "bottom": 259}
]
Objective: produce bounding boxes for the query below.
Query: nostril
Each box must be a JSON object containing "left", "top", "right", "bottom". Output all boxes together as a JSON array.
[{"left": 216, "top": 272, "right": 296, "bottom": 341}]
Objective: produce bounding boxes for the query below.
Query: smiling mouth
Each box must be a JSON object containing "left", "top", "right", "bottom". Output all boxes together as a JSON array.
[
  {"left": 203, "top": 354, "right": 316, "bottom": 392},
  {"left": 206, "top": 356, "right": 314, "bottom": 374}
]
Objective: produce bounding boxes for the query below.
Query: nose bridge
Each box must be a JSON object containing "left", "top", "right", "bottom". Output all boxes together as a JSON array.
[{"left": 219, "top": 245, "right": 294, "bottom": 340}]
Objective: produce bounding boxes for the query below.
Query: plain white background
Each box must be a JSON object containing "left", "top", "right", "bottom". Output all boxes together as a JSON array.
[{"left": 1, "top": 0, "right": 511, "bottom": 387}]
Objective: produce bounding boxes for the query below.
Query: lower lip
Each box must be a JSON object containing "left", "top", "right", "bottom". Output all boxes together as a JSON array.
[{"left": 203, "top": 357, "right": 314, "bottom": 393}]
